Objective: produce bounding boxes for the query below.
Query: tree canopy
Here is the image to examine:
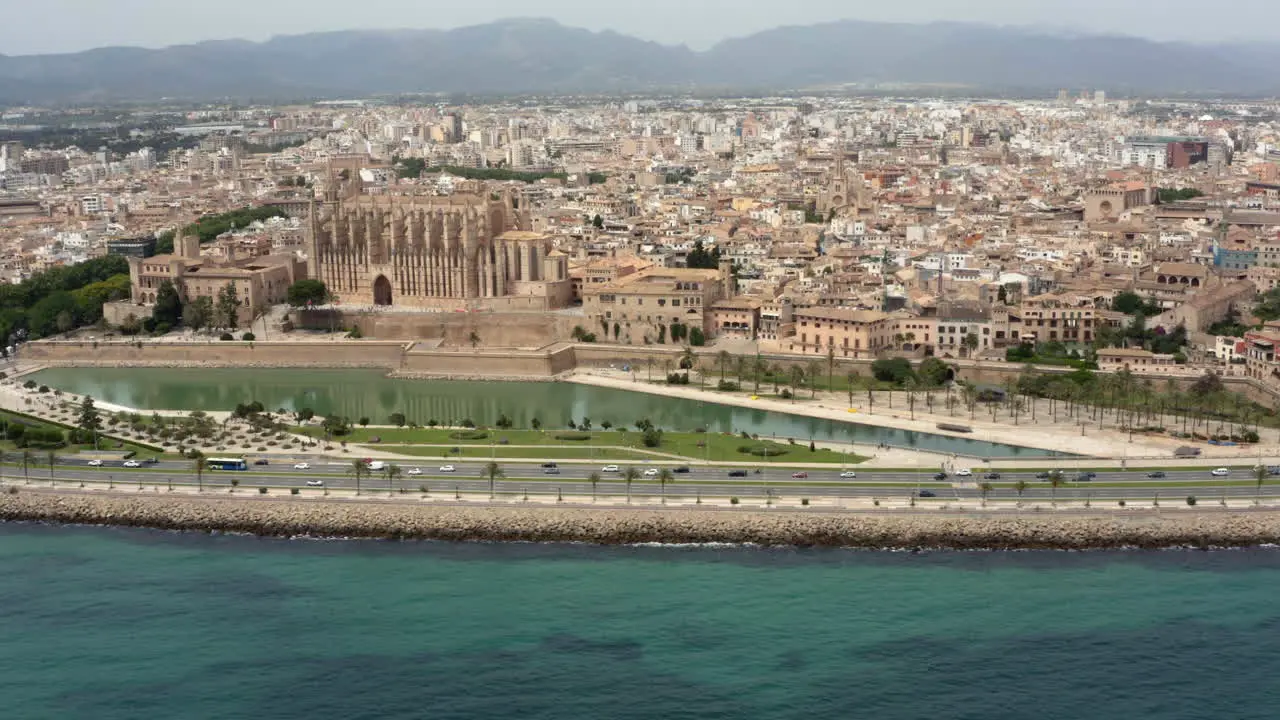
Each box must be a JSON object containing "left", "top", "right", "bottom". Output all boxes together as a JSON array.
[
  {"left": 286, "top": 279, "right": 332, "bottom": 308},
  {"left": 0, "top": 255, "right": 130, "bottom": 341},
  {"left": 1255, "top": 288, "right": 1280, "bottom": 323},
  {"left": 155, "top": 206, "right": 287, "bottom": 254},
  {"left": 686, "top": 240, "right": 723, "bottom": 270},
  {"left": 871, "top": 357, "right": 915, "bottom": 385},
  {"left": 1111, "top": 291, "right": 1163, "bottom": 316},
  {"left": 1157, "top": 188, "right": 1205, "bottom": 204}
]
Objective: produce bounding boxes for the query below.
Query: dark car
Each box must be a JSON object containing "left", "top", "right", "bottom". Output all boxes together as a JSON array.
[
  {"left": 1075, "top": 473, "right": 1093, "bottom": 482},
  {"left": 1268, "top": 466, "right": 1280, "bottom": 477},
  {"left": 254, "top": 459, "right": 270, "bottom": 466},
  {"left": 728, "top": 470, "right": 748, "bottom": 478},
  {"left": 541, "top": 462, "right": 558, "bottom": 469},
  {"left": 1035, "top": 472, "right": 1050, "bottom": 480},
  {"left": 918, "top": 490, "right": 937, "bottom": 498},
  {"left": 544, "top": 468, "right": 561, "bottom": 475},
  {"left": 1147, "top": 471, "right": 1166, "bottom": 479},
  {"left": 144, "top": 457, "right": 160, "bottom": 465},
  {"left": 985, "top": 472, "right": 1001, "bottom": 480},
  {"left": 934, "top": 472, "right": 948, "bottom": 481},
  {"left": 673, "top": 466, "right": 691, "bottom": 474}
]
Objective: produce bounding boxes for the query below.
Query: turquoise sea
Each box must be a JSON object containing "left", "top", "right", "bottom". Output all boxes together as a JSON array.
[{"left": 2, "top": 524, "right": 1278, "bottom": 719}]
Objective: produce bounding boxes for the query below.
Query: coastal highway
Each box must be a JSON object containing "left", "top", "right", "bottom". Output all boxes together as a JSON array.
[{"left": 21, "top": 458, "right": 1280, "bottom": 502}]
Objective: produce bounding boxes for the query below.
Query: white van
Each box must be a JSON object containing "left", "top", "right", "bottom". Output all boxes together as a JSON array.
[{"left": 368, "top": 461, "right": 386, "bottom": 472}]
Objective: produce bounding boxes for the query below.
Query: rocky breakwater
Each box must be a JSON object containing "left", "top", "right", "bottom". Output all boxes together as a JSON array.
[{"left": 5, "top": 489, "right": 1280, "bottom": 549}]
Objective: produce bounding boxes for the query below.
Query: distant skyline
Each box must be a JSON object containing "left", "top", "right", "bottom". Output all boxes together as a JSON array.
[{"left": 4, "top": 0, "right": 1280, "bottom": 56}]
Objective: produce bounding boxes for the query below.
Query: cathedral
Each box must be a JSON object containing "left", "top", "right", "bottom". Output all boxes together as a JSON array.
[
  {"left": 816, "top": 152, "right": 873, "bottom": 217},
  {"left": 307, "top": 189, "right": 571, "bottom": 311}
]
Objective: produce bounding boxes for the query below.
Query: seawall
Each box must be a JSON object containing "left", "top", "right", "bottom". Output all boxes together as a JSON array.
[{"left": 4, "top": 489, "right": 1280, "bottom": 550}]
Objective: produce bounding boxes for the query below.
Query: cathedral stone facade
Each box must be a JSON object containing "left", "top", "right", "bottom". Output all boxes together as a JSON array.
[{"left": 308, "top": 190, "right": 571, "bottom": 311}]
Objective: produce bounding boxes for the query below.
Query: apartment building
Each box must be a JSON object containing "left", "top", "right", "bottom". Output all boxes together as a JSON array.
[
  {"left": 1017, "top": 297, "right": 1097, "bottom": 345},
  {"left": 709, "top": 299, "right": 762, "bottom": 340},
  {"left": 786, "top": 307, "right": 895, "bottom": 358}
]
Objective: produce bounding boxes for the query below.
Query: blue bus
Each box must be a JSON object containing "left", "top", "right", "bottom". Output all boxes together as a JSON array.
[{"left": 206, "top": 457, "right": 248, "bottom": 471}]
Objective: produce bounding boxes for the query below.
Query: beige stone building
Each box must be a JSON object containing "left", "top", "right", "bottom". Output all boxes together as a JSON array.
[
  {"left": 1097, "top": 348, "right": 1179, "bottom": 373},
  {"left": 121, "top": 233, "right": 305, "bottom": 325},
  {"left": 582, "top": 264, "right": 732, "bottom": 345},
  {"left": 709, "top": 299, "right": 762, "bottom": 340},
  {"left": 787, "top": 307, "right": 895, "bottom": 358}
]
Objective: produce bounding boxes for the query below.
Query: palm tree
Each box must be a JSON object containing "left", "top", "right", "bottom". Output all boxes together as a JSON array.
[
  {"left": 734, "top": 356, "right": 749, "bottom": 389},
  {"left": 979, "top": 482, "right": 993, "bottom": 507},
  {"left": 531, "top": 417, "right": 542, "bottom": 432},
  {"left": 680, "top": 346, "right": 695, "bottom": 372},
  {"left": 348, "top": 459, "right": 367, "bottom": 495},
  {"left": 846, "top": 371, "right": 859, "bottom": 408},
  {"left": 386, "top": 464, "right": 403, "bottom": 495},
  {"left": 894, "top": 333, "right": 907, "bottom": 351},
  {"left": 963, "top": 333, "right": 980, "bottom": 358},
  {"left": 788, "top": 365, "right": 805, "bottom": 399},
  {"left": 192, "top": 454, "right": 206, "bottom": 492},
  {"left": 658, "top": 468, "right": 674, "bottom": 504},
  {"left": 752, "top": 357, "right": 768, "bottom": 394},
  {"left": 21, "top": 449, "right": 31, "bottom": 483},
  {"left": 46, "top": 449, "right": 56, "bottom": 485},
  {"left": 482, "top": 461, "right": 504, "bottom": 499},
  {"left": 588, "top": 471, "right": 601, "bottom": 502},
  {"left": 806, "top": 360, "right": 822, "bottom": 398},
  {"left": 960, "top": 382, "right": 977, "bottom": 421},
  {"left": 623, "top": 466, "right": 640, "bottom": 504},
  {"left": 904, "top": 332, "right": 917, "bottom": 351},
  {"left": 1014, "top": 479, "right": 1028, "bottom": 506},
  {"left": 826, "top": 346, "right": 836, "bottom": 392},
  {"left": 1255, "top": 465, "right": 1268, "bottom": 505},
  {"left": 770, "top": 363, "right": 784, "bottom": 394},
  {"left": 1048, "top": 470, "right": 1065, "bottom": 506},
  {"left": 717, "top": 350, "right": 732, "bottom": 381},
  {"left": 904, "top": 378, "right": 919, "bottom": 421},
  {"left": 468, "top": 330, "right": 481, "bottom": 348}
]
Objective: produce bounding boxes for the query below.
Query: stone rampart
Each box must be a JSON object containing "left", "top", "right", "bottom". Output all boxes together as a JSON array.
[{"left": 22, "top": 339, "right": 408, "bottom": 369}]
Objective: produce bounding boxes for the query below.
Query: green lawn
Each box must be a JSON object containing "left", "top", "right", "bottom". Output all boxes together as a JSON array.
[
  {"left": 376, "top": 446, "right": 658, "bottom": 461},
  {"left": 0, "top": 410, "right": 164, "bottom": 458},
  {"left": 323, "top": 427, "right": 868, "bottom": 465}
]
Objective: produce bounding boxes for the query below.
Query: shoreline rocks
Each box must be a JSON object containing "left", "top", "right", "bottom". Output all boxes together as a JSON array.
[{"left": 4, "top": 489, "right": 1280, "bottom": 550}]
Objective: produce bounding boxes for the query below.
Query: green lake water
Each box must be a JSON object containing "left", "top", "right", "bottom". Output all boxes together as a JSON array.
[{"left": 28, "top": 367, "right": 1066, "bottom": 457}]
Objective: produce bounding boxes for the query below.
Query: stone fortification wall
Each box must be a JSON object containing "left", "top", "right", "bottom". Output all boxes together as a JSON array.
[
  {"left": 296, "top": 309, "right": 579, "bottom": 347},
  {"left": 22, "top": 340, "right": 407, "bottom": 369},
  {"left": 400, "top": 348, "right": 559, "bottom": 377}
]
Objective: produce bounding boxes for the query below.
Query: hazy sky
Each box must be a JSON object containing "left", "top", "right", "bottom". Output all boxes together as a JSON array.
[{"left": 4, "top": 0, "right": 1279, "bottom": 55}]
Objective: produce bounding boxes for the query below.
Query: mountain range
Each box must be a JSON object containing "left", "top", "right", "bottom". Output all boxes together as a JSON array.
[{"left": 0, "top": 18, "right": 1276, "bottom": 104}]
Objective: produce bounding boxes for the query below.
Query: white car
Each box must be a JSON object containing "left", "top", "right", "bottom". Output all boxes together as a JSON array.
[
  {"left": 839, "top": 471, "right": 857, "bottom": 479},
  {"left": 956, "top": 469, "right": 973, "bottom": 477},
  {"left": 407, "top": 468, "right": 423, "bottom": 476},
  {"left": 87, "top": 459, "right": 103, "bottom": 467},
  {"left": 122, "top": 460, "right": 141, "bottom": 468},
  {"left": 306, "top": 479, "right": 324, "bottom": 487},
  {"left": 293, "top": 463, "right": 311, "bottom": 471},
  {"left": 602, "top": 465, "right": 620, "bottom": 473},
  {"left": 439, "top": 465, "right": 456, "bottom": 473},
  {"left": 1211, "top": 468, "right": 1231, "bottom": 477},
  {"left": 643, "top": 468, "right": 659, "bottom": 477}
]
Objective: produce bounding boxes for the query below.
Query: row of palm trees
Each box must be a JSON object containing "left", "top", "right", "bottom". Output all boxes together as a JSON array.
[
  {"left": 342, "top": 460, "right": 678, "bottom": 502},
  {"left": 16, "top": 449, "right": 1280, "bottom": 505}
]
